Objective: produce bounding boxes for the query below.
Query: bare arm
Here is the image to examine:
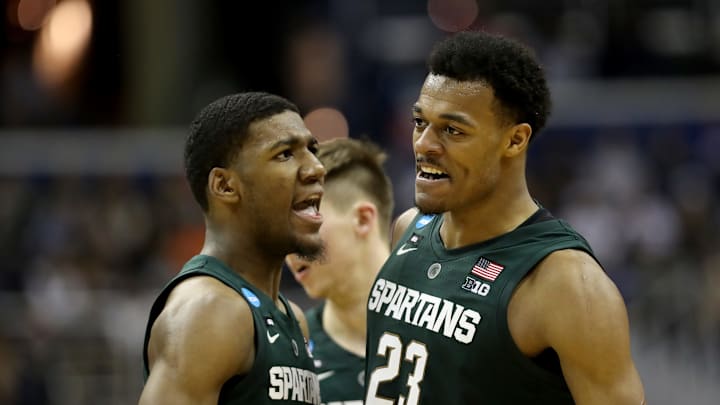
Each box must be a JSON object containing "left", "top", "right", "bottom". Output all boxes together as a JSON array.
[
  {"left": 389, "top": 208, "right": 419, "bottom": 249},
  {"left": 534, "top": 250, "right": 646, "bottom": 405},
  {"left": 139, "top": 276, "right": 255, "bottom": 405}
]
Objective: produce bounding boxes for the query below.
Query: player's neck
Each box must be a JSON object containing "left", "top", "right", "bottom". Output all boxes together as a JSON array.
[
  {"left": 201, "top": 225, "right": 284, "bottom": 301},
  {"left": 440, "top": 190, "right": 538, "bottom": 249}
]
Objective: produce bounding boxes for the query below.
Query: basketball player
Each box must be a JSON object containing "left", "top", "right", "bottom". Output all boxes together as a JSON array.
[
  {"left": 140, "top": 92, "right": 325, "bottom": 404},
  {"left": 364, "top": 32, "right": 646, "bottom": 405}
]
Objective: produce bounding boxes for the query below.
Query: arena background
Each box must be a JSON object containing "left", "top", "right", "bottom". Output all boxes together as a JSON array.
[{"left": 1, "top": 0, "right": 719, "bottom": 403}]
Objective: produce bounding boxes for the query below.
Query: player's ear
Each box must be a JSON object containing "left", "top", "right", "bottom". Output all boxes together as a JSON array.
[
  {"left": 353, "top": 201, "right": 377, "bottom": 238},
  {"left": 207, "top": 167, "right": 242, "bottom": 205},
  {"left": 505, "top": 123, "right": 532, "bottom": 157}
]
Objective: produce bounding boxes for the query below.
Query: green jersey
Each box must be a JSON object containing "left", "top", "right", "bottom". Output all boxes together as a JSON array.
[
  {"left": 143, "top": 255, "right": 321, "bottom": 404},
  {"left": 365, "top": 209, "right": 596, "bottom": 405},
  {"left": 306, "top": 304, "right": 364, "bottom": 405}
]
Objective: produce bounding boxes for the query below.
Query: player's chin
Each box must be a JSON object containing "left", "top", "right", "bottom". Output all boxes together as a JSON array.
[
  {"left": 414, "top": 195, "right": 446, "bottom": 215},
  {"left": 293, "top": 235, "right": 325, "bottom": 262}
]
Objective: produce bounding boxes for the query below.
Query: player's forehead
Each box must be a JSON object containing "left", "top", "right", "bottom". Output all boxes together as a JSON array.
[
  {"left": 245, "top": 110, "right": 314, "bottom": 149},
  {"left": 421, "top": 74, "right": 492, "bottom": 98},
  {"left": 415, "top": 74, "right": 496, "bottom": 120}
]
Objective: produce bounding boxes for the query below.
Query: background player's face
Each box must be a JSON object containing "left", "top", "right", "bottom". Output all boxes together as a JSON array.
[
  {"left": 285, "top": 196, "right": 358, "bottom": 299},
  {"left": 234, "top": 111, "right": 326, "bottom": 258},
  {"left": 412, "top": 74, "right": 510, "bottom": 214}
]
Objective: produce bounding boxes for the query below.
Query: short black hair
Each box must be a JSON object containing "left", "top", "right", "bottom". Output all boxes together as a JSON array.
[
  {"left": 184, "top": 92, "right": 300, "bottom": 211},
  {"left": 428, "top": 31, "right": 551, "bottom": 136}
]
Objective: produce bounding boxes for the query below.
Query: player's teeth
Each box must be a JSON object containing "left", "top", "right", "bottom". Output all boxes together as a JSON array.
[{"left": 422, "top": 167, "right": 445, "bottom": 175}]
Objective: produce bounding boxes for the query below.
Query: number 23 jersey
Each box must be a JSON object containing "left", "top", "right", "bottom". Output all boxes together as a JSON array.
[{"left": 364, "top": 210, "right": 595, "bottom": 404}]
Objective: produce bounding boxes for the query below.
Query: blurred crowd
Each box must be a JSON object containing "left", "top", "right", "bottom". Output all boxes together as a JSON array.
[
  {"left": 532, "top": 126, "right": 720, "bottom": 349},
  {"left": 0, "top": 122, "right": 718, "bottom": 404},
  {"left": 0, "top": 174, "right": 202, "bottom": 404}
]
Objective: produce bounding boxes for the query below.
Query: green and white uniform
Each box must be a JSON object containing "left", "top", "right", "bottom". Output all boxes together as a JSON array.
[
  {"left": 365, "top": 209, "right": 596, "bottom": 405},
  {"left": 306, "top": 304, "right": 364, "bottom": 405},
  {"left": 143, "top": 255, "right": 321, "bottom": 404}
]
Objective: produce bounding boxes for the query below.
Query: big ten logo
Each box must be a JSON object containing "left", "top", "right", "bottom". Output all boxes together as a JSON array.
[{"left": 461, "top": 277, "right": 491, "bottom": 296}]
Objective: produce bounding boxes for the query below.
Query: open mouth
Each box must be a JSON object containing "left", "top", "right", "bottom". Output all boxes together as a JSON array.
[
  {"left": 418, "top": 164, "right": 449, "bottom": 180},
  {"left": 292, "top": 195, "right": 322, "bottom": 217}
]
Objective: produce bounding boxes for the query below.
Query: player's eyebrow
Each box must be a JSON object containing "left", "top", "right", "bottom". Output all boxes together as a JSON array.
[
  {"left": 268, "top": 132, "right": 315, "bottom": 151},
  {"left": 413, "top": 105, "right": 476, "bottom": 127},
  {"left": 439, "top": 112, "right": 475, "bottom": 127}
]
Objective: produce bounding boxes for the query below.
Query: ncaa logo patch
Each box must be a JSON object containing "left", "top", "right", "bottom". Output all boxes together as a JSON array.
[
  {"left": 241, "top": 287, "right": 261, "bottom": 307},
  {"left": 415, "top": 214, "right": 434, "bottom": 229}
]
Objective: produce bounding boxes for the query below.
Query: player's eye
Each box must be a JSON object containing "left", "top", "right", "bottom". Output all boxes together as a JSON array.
[
  {"left": 276, "top": 150, "right": 293, "bottom": 160},
  {"left": 308, "top": 142, "right": 319, "bottom": 155},
  {"left": 444, "top": 126, "right": 462, "bottom": 136},
  {"left": 412, "top": 117, "right": 428, "bottom": 129}
]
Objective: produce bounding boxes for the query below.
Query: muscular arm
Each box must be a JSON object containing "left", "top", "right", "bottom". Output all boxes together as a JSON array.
[
  {"left": 139, "top": 276, "right": 255, "bottom": 405},
  {"left": 522, "top": 250, "right": 646, "bottom": 405}
]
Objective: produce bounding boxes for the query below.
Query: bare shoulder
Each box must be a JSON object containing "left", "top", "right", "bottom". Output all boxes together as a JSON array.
[
  {"left": 526, "top": 249, "right": 645, "bottom": 404},
  {"left": 160, "top": 276, "right": 255, "bottom": 330},
  {"left": 527, "top": 249, "right": 627, "bottom": 342},
  {"left": 141, "top": 276, "right": 256, "bottom": 403},
  {"left": 510, "top": 249, "right": 618, "bottom": 348},
  {"left": 288, "top": 299, "right": 310, "bottom": 339},
  {"left": 532, "top": 249, "right": 624, "bottom": 311},
  {"left": 534, "top": 249, "right": 617, "bottom": 298},
  {"left": 142, "top": 276, "right": 256, "bottom": 403},
  {"left": 390, "top": 207, "right": 419, "bottom": 248}
]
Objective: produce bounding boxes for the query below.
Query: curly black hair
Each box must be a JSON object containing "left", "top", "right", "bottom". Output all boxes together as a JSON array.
[
  {"left": 184, "top": 92, "right": 300, "bottom": 211},
  {"left": 428, "top": 31, "right": 551, "bottom": 136}
]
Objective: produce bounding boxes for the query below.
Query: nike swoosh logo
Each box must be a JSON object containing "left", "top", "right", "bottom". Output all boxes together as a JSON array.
[
  {"left": 317, "top": 370, "right": 335, "bottom": 381},
  {"left": 396, "top": 244, "right": 418, "bottom": 256},
  {"left": 267, "top": 331, "right": 280, "bottom": 344}
]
